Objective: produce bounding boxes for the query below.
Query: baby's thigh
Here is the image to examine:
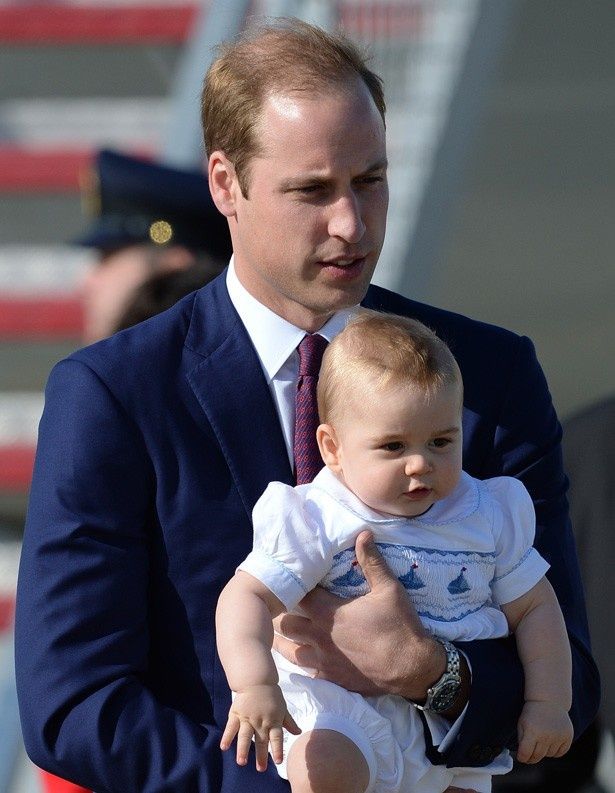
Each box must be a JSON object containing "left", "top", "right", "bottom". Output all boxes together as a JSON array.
[
  {"left": 286, "top": 729, "right": 370, "bottom": 793},
  {"left": 276, "top": 666, "right": 403, "bottom": 792}
]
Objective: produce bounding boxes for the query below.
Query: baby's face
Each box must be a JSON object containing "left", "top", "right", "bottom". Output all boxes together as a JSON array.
[{"left": 328, "top": 380, "right": 463, "bottom": 517}]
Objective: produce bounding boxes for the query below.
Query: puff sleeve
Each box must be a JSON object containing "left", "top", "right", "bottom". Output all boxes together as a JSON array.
[
  {"left": 238, "top": 482, "right": 335, "bottom": 611},
  {"left": 488, "top": 476, "right": 550, "bottom": 606}
]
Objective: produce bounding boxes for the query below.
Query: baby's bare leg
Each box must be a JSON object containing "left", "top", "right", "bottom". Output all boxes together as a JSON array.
[{"left": 286, "top": 728, "right": 370, "bottom": 793}]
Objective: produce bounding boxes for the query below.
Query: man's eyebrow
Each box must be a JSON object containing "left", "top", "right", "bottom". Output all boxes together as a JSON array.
[
  {"left": 280, "top": 159, "right": 388, "bottom": 191},
  {"left": 361, "top": 158, "right": 388, "bottom": 174}
]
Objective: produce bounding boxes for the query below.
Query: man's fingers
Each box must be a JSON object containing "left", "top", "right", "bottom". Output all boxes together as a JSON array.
[
  {"left": 298, "top": 586, "right": 346, "bottom": 621},
  {"left": 354, "top": 530, "right": 395, "bottom": 590},
  {"left": 272, "top": 632, "right": 318, "bottom": 673},
  {"left": 272, "top": 632, "right": 302, "bottom": 661},
  {"left": 273, "top": 611, "right": 314, "bottom": 640}
]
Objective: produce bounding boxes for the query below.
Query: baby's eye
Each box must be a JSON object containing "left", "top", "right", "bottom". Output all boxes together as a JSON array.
[
  {"left": 431, "top": 437, "right": 452, "bottom": 449},
  {"left": 382, "top": 441, "right": 404, "bottom": 452}
]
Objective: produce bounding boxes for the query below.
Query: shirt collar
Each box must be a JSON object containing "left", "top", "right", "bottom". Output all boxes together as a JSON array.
[
  {"left": 226, "top": 257, "right": 358, "bottom": 382},
  {"left": 311, "top": 467, "right": 479, "bottom": 525}
]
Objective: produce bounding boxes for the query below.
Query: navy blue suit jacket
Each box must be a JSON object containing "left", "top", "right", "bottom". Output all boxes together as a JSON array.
[{"left": 16, "top": 273, "right": 599, "bottom": 792}]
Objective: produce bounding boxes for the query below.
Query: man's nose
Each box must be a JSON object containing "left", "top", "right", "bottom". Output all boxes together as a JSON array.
[{"left": 327, "top": 192, "right": 366, "bottom": 243}]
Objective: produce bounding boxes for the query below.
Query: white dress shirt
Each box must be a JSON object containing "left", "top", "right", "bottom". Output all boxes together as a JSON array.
[{"left": 226, "top": 258, "right": 356, "bottom": 467}]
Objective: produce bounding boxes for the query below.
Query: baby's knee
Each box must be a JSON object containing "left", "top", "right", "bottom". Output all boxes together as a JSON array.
[{"left": 287, "top": 728, "right": 370, "bottom": 793}]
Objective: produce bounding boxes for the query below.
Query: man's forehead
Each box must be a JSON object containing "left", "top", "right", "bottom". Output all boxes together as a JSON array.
[
  {"left": 254, "top": 87, "right": 387, "bottom": 165},
  {"left": 266, "top": 92, "right": 306, "bottom": 121}
]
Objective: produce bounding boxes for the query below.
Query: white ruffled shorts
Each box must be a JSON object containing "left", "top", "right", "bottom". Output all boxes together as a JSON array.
[{"left": 274, "top": 651, "right": 497, "bottom": 793}]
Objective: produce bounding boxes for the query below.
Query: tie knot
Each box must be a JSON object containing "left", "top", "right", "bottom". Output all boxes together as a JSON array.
[{"left": 297, "top": 334, "right": 328, "bottom": 377}]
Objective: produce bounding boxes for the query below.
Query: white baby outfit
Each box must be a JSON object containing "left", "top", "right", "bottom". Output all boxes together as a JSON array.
[{"left": 238, "top": 467, "right": 550, "bottom": 793}]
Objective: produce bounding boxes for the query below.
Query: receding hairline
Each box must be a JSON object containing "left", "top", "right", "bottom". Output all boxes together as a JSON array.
[
  {"left": 202, "top": 17, "right": 386, "bottom": 195},
  {"left": 253, "top": 81, "right": 387, "bottom": 164}
]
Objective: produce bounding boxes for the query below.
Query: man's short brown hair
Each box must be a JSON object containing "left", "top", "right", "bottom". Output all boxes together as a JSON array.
[{"left": 202, "top": 17, "right": 385, "bottom": 196}]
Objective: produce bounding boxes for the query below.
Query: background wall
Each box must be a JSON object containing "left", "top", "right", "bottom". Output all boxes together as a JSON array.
[{"left": 430, "top": 0, "right": 615, "bottom": 420}]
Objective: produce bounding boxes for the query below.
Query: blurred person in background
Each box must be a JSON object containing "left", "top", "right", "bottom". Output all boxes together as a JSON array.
[
  {"left": 77, "top": 148, "right": 231, "bottom": 343},
  {"left": 114, "top": 263, "right": 226, "bottom": 334},
  {"left": 37, "top": 148, "right": 228, "bottom": 793}
]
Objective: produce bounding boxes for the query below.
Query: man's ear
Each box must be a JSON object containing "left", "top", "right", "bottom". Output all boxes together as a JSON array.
[
  {"left": 208, "top": 151, "right": 239, "bottom": 218},
  {"left": 316, "top": 423, "right": 342, "bottom": 473}
]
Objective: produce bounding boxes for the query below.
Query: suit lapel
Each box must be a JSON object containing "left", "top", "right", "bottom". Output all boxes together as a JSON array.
[{"left": 185, "top": 275, "right": 293, "bottom": 518}]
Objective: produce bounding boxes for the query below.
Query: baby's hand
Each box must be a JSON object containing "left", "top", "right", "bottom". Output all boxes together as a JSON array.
[
  {"left": 516, "top": 700, "right": 574, "bottom": 764},
  {"left": 220, "top": 683, "right": 301, "bottom": 772}
]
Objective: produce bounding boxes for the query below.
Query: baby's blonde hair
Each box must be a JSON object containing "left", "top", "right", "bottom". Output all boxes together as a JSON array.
[{"left": 317, "top": 311, "right": 462, "bottom": 424}]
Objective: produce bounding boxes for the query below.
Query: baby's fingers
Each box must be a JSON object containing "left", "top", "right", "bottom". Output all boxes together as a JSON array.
[
  {"left": 283, "top": 712, "right": 301, "bottom": 736},
  {"left": 549, "top": 734, "right": 573, "bottom": 758},
  {"left": 254, "top": 729, "right": 271, "bottom": 772},
  {"left": 269, "top": 726, "right": 285, "bottom": 765},
  {"left": 220, "top": 713, "right": 240, "bottom": 752},
  {"left": 516, "top": 729, "right": 541, "bottom": 764},
  {"left": 236, "top": 721, "right": 256, "bottom": 767}
]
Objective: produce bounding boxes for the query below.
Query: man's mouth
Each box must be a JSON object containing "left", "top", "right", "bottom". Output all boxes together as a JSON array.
[{"left": 317, "top": 256, "right": 366, "bottom": 275}]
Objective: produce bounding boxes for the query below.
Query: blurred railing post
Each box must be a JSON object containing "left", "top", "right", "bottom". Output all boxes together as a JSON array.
[
  {"left": 162, "top": 0, "right": 252, "bottom": 170},
  {"left": 0, "top": 628, "right": 21, "bottom": 793}
]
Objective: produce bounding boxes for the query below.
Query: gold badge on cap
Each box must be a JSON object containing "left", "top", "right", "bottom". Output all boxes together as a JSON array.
[
  {"left": 79, "top": 161, "right": 102, "bottom": 219},
  {"left": 149, "top": 220, "right": 173, "bottom": 245}
]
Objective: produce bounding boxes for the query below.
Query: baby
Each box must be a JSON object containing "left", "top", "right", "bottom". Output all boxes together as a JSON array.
[{"left": 216, "top": 312, "right": 573, "bottom": 793}]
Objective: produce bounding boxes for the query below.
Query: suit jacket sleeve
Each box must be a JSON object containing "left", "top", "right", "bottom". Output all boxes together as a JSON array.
[
  {"left": 440, "top": 335, "right": 600, "bottom": 767},
  {"left": 15, "top": 359, "right": 223, "bottom": 792}
]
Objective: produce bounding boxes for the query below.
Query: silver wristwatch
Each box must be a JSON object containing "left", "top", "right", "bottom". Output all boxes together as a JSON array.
[{"left": 414, "top": 639, "right": 462, "bottom": 714}]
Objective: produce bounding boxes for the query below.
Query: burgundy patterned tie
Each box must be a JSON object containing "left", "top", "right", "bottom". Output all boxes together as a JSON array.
[{"left": 294, "top": 333, "right": 328, "bottom": 485}]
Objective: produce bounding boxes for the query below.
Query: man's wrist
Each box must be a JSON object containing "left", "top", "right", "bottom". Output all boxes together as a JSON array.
[
  {"left": 398, "top": 636, "right": 446, "bottom": 701},
  {"left": 439, "top": 650, "right": 470, "bottom": 719},
  {"left": 406, "top": 639, "right": 471, "bottom": 719}
]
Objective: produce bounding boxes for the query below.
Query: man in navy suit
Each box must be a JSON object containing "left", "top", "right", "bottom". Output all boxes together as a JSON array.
[{"left": 15, "top": 18, "right": 599, "bottom": 793}]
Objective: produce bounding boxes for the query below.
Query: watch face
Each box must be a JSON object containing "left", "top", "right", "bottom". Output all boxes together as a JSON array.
[{"left": 430, "top": 679, "right": 461, "bottom": 712}]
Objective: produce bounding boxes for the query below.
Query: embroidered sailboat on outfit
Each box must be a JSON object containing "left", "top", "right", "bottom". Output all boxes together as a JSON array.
[{"left": 448, "top": 566, "right": 471, "bottom": 594}]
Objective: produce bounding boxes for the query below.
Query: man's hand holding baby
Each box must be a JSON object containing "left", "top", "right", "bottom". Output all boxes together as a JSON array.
[{"left": 273, "top": 531, "right": 470, "bottom": 715}]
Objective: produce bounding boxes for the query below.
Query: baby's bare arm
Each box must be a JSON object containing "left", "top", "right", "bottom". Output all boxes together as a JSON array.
[
  {"left": 216, "top": 572, "right": 300, "bottom": 770},
  {"left": 216, "top": 571, "right": 284, "bottom": 690},
  {"left": 501, "top": 577, "right": 573, "bottom": 763}
]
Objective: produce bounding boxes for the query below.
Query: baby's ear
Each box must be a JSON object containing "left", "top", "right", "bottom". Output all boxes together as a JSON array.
[{"left": 316, "top": 423, "right": 342, "bottom": 472}]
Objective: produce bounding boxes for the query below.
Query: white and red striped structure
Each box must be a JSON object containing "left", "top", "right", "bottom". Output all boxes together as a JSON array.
[{"left": 0, "top": 0, "right": 201, "bottom": 497}]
